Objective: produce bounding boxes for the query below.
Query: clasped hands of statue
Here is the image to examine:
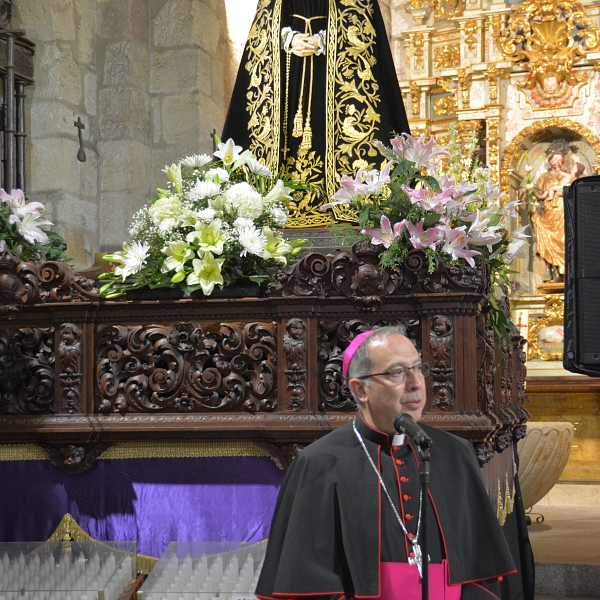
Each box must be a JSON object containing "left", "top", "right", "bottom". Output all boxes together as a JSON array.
[{"left": 290, "top": 33, "right": 320, "bottom": 57}]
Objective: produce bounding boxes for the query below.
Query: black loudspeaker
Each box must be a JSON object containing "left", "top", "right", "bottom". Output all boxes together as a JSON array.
[{"left": 564, "top": 175, "right": 600, "bottom": 376}]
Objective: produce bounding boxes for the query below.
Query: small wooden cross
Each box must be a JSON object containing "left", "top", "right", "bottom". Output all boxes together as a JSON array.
[{"left": 74, "top": 117, "right": 86, "bottom": 162}]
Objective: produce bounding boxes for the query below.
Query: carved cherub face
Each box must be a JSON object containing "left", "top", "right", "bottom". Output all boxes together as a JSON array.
[
  {"left": 432, "top": 317, "right": 450, "bottom": 336},
  {"left": 542, "top": 73, "right": 559, "bottom": 95},
  {"left": 288, "top": 320, "right": 305, "bottom": 340},
  {"left": 60, "top": 326, "right": 76, "bottom": 345}
]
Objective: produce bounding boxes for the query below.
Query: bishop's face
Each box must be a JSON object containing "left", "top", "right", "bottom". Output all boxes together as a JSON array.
[{"left": 349, "top": 334, "right": 427, "bottom": 435}]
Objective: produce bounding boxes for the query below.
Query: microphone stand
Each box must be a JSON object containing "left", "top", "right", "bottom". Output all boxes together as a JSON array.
[{"left": 418, "top": 442, "right": 430, "bottom": 600}]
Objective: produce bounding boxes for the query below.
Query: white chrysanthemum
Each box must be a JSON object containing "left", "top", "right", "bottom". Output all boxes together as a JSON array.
[
  {"left": 246, "top": 157, "right": 272, "bottom": 177},
  {"left": 196, "top": 207, "right": 216, "bottom": 221},
  {"left": 224, "top": 182, "right": 264, "bottom": 219},
  {"left": 181, "top": 154, "right": 212, "bottom": 169},
  {"left": 114, "top": 241, "right": 150, "bottom": 281},
  {"left": 187, "top": 180, "right": 221, "bottom": 201},
  {"left": 234, "top": 217, "right": 255, "bottom": 228},
  {"left": 269, "top": 206, "right": 288, "bottom": 228},
  {"left": 148, "top": 197, "right": 182, "bottom": 228},
  {"left": 205, "top": 167, "right": 230, "bottom": 183},
  {"left": 237, "top": 225, "right": 267, "bottom": 257}
]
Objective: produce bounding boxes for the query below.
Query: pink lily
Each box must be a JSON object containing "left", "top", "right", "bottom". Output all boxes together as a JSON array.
[
  {"left": 363, "top": 163, "right": 391, "bottom": 195},
  {"left": 440, "top": 226, "right": 480, "bottom": 267},
  {"left": 466, "top": 210, "right": 504, "bottom": 246},
  {"left": 322, "top": 168, "right": 370, "bottom": 209},
  {"left": 402, "top": 185, "right": 453, "bottom": 213},
  {"left": 405, "top": 220, "right": 443, "bottom": 250},
  {"left": 390, "top": 133, "right": 449, "bottom": 168},
  {"left": 363, "top": 216, "right": 405, "bottom": 248}
]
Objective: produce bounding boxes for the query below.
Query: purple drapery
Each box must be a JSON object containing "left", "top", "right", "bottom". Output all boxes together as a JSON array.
[{"left": 0, "top": 456, "right": 284, "bottom": 557}]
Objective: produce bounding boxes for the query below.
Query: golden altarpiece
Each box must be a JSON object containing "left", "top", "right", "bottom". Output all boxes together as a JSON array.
[{"left": 395, "top": 0, "right": 600, "bottom": 482}]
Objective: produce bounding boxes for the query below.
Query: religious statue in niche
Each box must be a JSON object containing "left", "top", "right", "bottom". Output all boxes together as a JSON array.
[
  {"left": 222, "top": 0, "right": 410, "bottom": 228},
  {"left": 526, "top": 139, "right": 585, "bottom": 281}
]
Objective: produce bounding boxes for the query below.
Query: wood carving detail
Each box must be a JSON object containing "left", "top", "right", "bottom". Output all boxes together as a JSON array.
[
  {"left": 283, "top": 319, "right": 307, "bottom": 411},
  {"left": 58, "top": 323, "right": 82, "bottom": 414},
  {"left": 429, "top": 315, "right": 454, "bottom": 411},
  {"left": 96, "top": 322, "right": 277, "bottom": 414},
  {"left": 0, "top": 327, "right": 55, "bottom": 414},
  {"left": 268, "top": 245, "right": 487, "bottom": 305},
  {"left": 476, "top": 313, "right": 495, "bottom": 410},
  {"left": 42, "top": 443, "right": 112, "bottom": 474},
  {"left": 0, "top": 248, "right": 99, "bottom": 314},
  {"left": 318, "top": 318, "right": 421, "bottom": 411}
]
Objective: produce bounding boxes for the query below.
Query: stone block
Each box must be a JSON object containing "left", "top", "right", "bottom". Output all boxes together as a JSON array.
[
  {"left": 153, "top": 0, "right": 194, "bottom": 47},
  {"left": 197, "top": 48, "right": 212, "bottom": 94},
  {"left": 99, "top": 190, "right": 147, "bottom": 248},
  {"left": 29, "top": 138, "right": 82, "bottom": 192},
  {"left": 14, "top": 1, "right": 55, "bottom": 42},
  {"left": 99, "top": 140, "right": 150, "bottom": 195},
  {"left": 131, "top": 0, "right": 149, "bottom": 44},
  {"left": 161, "top": 94, "right": 200, "bottom": 146},
  {"left": 75, "top": 1, "right": 98, "bottom": 66},
  {"left": 151, "top": 96, "right": 163, "bottom": 144},
  {"left": 192, "top": 2, "right": 221, "bottom": 55},
  {"left": 79, "top": 148, "right": 100, "bottom": 198},
  {"left": 103, "top": 41, "right": 149, "bottom": 88},
  {"left": 29, "top": 101, "right": 77, "bottom": 138},
  {"left": 85, "top": 70, "right": 98, "bottom": 116},
  {"left": 98, "top": 1, "right": 129, "bottom": 39},
  {"left": 151, "top": 48, "right": 199, "bottom": 94},
  {"left": 52, "top": 0, "right": 77, "bottom": 42},
  {"left": 34, "top": 43, "right": 83, "bottom": 105},
  {"left": 98, "top": 88, "right": 149, "bottom": 141}
]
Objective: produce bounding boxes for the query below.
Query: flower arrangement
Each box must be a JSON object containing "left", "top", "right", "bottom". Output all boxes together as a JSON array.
[
  {"left": 324, "top": 126, "right": 529, "bottom": 340},
  {"left": 0, "top": 188, "right": 68, "bottom": 263},
  {"left": 99, "top": 139, "right": 305, "bottom": 298}
]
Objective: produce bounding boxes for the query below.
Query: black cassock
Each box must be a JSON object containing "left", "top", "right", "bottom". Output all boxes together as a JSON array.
[
  {"left": 222, "top": 0, "right": 410, "bottom": 228},
  {"left": 256, "top": 415, "right": 523, "bottom": 600}
]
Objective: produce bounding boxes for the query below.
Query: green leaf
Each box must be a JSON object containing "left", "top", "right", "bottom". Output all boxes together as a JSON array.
[{"left": 423, "top": 212, "right": 441, "bottom": 227}]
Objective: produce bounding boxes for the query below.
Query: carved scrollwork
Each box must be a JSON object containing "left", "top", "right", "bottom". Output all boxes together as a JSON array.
[
  {"left": 268, "top": 245, "right": 486, "bottom": 304},
  {"left": 42, "top": 443, "right": 112, "bottom": 474},
  {"left": 318, "top": 318, "right": 421, "bottom": 411},
  {"left": 283, "top": 319, "right": 307, "bottom": 411},
  {"left": 57, "top": 323, "right": 82, "bottom": 414},
  {"left": 0, "top": 327, "right": 55, "bottom": 414},
  {"left": 257, "top": 442, "right": 307, "bottom": 470},
  {"left": 95, "top": 321, "right": 277, "bottom": 414},
  {"left": 429, "top": 315, "right": 455, "bottom": 411},
  {"left": 267, "top": 252, "right": 333, "bottom": 297},
  {"left": 0, "top": 249, "right": 99, "bottom": 310}
]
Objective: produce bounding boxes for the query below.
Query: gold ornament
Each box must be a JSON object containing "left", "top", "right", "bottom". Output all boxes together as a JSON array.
[
  {"left": 431, "top": 0, "right": 464, "bottom": 20},
  {"left": 498, "top": 0, "right": 599, "bottom": 94},
  {"left": 433, "top": 45, "right": 460, "bottom": 70}
]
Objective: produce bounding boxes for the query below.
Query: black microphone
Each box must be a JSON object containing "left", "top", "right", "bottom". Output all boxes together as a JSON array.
[{"left": 393, "top": 413, "right": 432, "bottom": 449}]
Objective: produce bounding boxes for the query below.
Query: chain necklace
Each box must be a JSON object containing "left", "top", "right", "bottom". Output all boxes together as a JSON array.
[{"left": 353, "top": 420, "right": 424, "bottom": 578}]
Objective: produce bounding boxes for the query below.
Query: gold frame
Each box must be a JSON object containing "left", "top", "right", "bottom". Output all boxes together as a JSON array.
[{"left": 527, "top": 295, "right": 564, "bottom": 361}]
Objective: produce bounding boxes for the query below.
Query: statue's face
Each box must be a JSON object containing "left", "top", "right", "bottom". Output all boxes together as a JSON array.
[
  {"left": 549, "top": 153, "right": 564, "bottom": 170},
  {"left": 543, "top": 74, "right": 559, "bottom": 95}
]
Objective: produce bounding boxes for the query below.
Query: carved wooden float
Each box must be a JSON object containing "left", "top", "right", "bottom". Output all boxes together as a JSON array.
[{"left": 0, "top": 242, "right": 528, "bottom": 476}]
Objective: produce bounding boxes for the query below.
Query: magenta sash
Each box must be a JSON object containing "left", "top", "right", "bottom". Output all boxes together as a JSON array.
[{"left": 375, "top": 560, "right": 461, "bottom": 600}]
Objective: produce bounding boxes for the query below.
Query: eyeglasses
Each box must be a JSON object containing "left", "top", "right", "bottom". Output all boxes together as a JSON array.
[{"left": 356, "top": 362, "right": 431, "bottom": 383}]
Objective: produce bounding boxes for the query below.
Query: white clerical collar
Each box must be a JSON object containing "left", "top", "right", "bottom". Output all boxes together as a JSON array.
[{"left": 391, "top": 433, "right": 406, "bottom": 446}]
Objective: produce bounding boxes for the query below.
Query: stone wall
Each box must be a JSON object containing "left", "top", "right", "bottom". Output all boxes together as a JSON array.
[{"left": 14, "top": 0, "right": 230, "bottom": 270}]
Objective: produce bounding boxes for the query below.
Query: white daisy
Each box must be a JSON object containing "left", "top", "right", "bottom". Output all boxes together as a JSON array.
[
  {"left": 246, "top": 157, "right": 272, "bottom": 177},
  {"left": 205, "top": 167, "right": 230, "bottom": 183},
  {"left": 181, "top": 154, "right": 212, "bottom": 170}
]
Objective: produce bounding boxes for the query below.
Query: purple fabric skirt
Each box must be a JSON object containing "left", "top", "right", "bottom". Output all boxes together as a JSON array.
[{"left": 0, "top": 456, "right": 284, "bottom": 557}]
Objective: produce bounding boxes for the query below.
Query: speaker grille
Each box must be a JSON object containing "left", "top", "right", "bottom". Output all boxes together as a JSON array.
[{"left": 576, "top": 188, "right": 600, "bottom": 362}]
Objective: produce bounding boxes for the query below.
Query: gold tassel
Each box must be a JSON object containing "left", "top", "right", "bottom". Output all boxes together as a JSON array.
[
  {"left": 300, "top": 118, "right": 312, "bottom": 153},
  {"left": 292, "top": 106, "right": 304, "bottom": 138}
]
